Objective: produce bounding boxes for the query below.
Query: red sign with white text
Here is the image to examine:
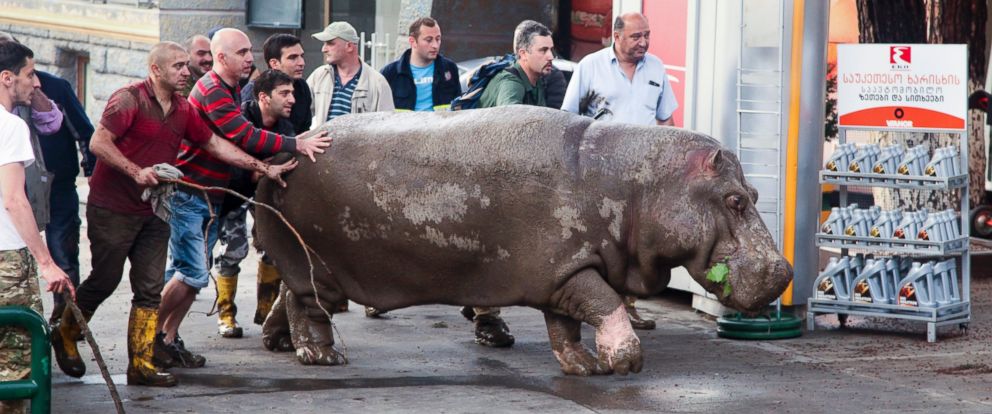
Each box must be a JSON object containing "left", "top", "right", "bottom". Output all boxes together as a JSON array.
[{"left": 838, "top": 44, "right": 966, "bottom": 131}]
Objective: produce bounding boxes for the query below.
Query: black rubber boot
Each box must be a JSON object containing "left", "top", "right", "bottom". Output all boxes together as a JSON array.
[
  {"left": 624, "top": 297, "right": 656, "bottom": 331},
  {"left": 474, "top": 314, "right": 515, "bottom": 348}
]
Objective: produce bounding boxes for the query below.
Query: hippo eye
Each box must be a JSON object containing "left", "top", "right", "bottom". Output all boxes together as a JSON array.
[{"left": 726, "top": 195, "right": 746, "bottom": 212}]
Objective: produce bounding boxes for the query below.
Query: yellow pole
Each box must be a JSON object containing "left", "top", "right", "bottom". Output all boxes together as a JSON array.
[{"left": 782, "top": 0, "right": 806, "bottom": 306}]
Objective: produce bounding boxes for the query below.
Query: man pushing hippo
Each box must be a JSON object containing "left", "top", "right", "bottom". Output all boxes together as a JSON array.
[{"left": 254, "top": 105, "right": 792, "bottom": 375}]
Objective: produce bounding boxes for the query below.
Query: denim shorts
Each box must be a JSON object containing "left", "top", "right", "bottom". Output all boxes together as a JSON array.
[{"left": 164, "top": 191, "right": 221, "bottom": 291}]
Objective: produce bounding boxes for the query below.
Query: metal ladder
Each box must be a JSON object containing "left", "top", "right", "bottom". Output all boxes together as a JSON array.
[{"left": 736, "top": 0, "right": 786, "bottom": 249}]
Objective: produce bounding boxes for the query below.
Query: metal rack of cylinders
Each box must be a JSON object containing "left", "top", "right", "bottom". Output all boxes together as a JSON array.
[{"left": 806, "top": 43, "right": 971, "bottom": 343}]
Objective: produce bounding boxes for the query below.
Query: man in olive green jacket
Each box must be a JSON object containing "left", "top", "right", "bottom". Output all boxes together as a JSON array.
[
  {"left": 467, "top": 20, "right": 556, "bottom": 349},
  {"left": 479, "top": 20, "right": 554, "bottom": 108}
]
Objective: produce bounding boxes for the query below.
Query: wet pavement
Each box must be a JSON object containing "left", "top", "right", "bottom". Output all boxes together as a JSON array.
[{"left": 42, "top": 191, "right": 992, "bottom": 413}]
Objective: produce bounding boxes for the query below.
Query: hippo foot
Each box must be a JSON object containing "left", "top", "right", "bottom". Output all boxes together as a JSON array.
[
  {"left": 553, "top": 342, "right": 610, "bottom": 376},
  {"left": 474, "top": 315, "right": 515, "bottom": 348},
  {"left": 595, "top": 305, "right": 643, "bottom": 375},
  {"left": 295, "top": 344, "right": 347, "bottom": 366},
  {"left": 263, "top": 334, "right": 295, "bottom": 352}
]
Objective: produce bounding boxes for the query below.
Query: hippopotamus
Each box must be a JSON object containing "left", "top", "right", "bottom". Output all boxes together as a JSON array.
[{"left": 253, "top": 105, "right": 793, "bottom": 375}]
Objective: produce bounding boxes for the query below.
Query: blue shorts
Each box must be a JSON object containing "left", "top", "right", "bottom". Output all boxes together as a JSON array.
[{"left": 164, "top": 191, "right": 221, "bottom": 291}]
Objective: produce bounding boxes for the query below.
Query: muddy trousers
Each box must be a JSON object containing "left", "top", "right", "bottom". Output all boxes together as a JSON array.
[
  {"left": 53, "top": 207, "right": 169, "bottom": 380},
  {"left": 0, "top": 248, "right": 43, "bottom": 414},
  {"left": 75, "top": 206, "right": 169, "bottom": 312}
]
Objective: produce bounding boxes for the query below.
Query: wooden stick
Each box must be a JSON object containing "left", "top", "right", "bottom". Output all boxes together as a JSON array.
[{"left": 61, "top": 292, "right": 125, "bottom": 414}]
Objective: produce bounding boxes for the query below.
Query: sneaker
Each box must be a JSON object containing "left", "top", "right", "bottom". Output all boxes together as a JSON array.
[
  {"left": 152, "top": 332, "right": 175, "bottom": 368},
  {"left": 165, "top": 335, "right": 206, "bottom": 368}
]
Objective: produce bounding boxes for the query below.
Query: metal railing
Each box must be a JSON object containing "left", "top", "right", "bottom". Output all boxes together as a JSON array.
[
  {"left": 0, "top": 307, "right": 51, "bottom": 414},
  {"left": 358, "top": 32, "right": 397, "bottom": 70}
]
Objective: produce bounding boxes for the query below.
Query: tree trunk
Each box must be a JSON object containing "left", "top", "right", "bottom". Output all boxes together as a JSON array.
[
  {"left": 856, "top": 0, "right": 927, "bottom": 43},
  {"left": 930, "top": 0, "right": 988, "bottom": 207},
  {"left": 855, "top": 0, "right": 988, "bottom": 210}
]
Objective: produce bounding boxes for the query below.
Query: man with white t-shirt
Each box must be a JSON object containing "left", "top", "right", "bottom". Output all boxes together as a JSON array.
[{"left": 0, "top": 40, "right": 74, "bottom": 414}]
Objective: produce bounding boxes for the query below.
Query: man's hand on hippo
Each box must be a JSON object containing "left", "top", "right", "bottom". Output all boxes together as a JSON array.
[
  {"left": 263, "top": 158, "right": 299, "bottom": 188},
  {"left": 295, "top": 130, "right": 332, "bottom": 162}
]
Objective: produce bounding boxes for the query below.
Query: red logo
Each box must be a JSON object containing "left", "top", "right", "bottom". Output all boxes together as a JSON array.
[{"left": 890, "top": 46, "right": 911, "bottom": 65}]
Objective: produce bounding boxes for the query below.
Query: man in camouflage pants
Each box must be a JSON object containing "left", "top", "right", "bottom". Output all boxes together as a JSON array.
[
  {"left": 0, "top": 250, "right": 42, "bottom": 380},
  {"left": 0, "top": 40, "right": 74, "bottom": 413}
]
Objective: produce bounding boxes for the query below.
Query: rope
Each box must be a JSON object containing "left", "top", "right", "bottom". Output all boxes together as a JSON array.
[{"left": 157, "top": 178, "right": 346, "bottom": 362}]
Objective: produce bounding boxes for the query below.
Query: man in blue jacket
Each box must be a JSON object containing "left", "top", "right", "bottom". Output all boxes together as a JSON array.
[
  {"left": 381, "top": 17, "right": 461, "bottom": 112},
  {"left": 37, "top": 70, "right": 95, "bottom": 324}
]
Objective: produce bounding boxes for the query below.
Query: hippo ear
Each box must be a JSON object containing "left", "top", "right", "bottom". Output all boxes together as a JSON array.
[
  {"left": 686, "top": 148, "right": 723, "bottom": 178},
  {"left": 707, "top": 149, "right": 723, "bottom": 173}
]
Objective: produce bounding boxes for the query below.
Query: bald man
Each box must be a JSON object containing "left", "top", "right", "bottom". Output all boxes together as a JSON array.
[
  {"left": 562, "top": 12, "right": 678, "bottom": 126},
  {"left": 179, "top": 34, "right": 212, "bottom": 97},
  {"left": 157, "top": 28, "right": 330, "bottom": 363},
  {"left": 562, "top": 13, "right": 679, "bottom": 330},
  {"left": 50, "top": 41, "right": 298, "bottom": 387}
]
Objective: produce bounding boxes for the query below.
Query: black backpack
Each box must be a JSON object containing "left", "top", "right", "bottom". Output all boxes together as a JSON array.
[{"left": 450, "top": 54, "right": 518, "bottom": 110}]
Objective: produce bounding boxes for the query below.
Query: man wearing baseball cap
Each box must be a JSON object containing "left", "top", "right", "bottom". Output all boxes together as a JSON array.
[
  {"left": 307, "top": 21, "right": 393, "bottom": 127},
  {"left": 260, "top": 22, "right": 394, "bottom": 367}
]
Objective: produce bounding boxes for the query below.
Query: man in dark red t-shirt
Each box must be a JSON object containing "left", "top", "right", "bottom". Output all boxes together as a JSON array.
[{"left": 50, "top": 42, "right": 296, "bottom": 388}]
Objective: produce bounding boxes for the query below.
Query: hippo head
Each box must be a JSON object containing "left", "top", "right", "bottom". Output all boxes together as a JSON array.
[{"left": 634, "top": 141, "right": 793, "bottom": 315}]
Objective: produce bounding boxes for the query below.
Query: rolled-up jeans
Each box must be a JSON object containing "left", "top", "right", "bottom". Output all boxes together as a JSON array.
[{"left": 164, "top": 191, "right": 221, "bottom": 292}]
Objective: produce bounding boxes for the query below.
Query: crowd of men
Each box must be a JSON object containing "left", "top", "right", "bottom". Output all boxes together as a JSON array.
[{"left": 0, "top": 11, "right": 676, "bottom": 411}]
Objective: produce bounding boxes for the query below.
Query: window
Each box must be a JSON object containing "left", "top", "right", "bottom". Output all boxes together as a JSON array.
[
  {"left": 75, "top": 55, "right": 88, "bottom": 107},
  {"left": 247, "top": 0, "right": 303, "bottom": 29}
]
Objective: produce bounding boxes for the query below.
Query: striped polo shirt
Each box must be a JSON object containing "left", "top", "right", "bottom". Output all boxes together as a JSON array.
[
  {"left": 327, "top": 64, "right": 362, "bottom": 121},
  {"left": 179, "top": 71, "right": 298, "bottom": 202}
]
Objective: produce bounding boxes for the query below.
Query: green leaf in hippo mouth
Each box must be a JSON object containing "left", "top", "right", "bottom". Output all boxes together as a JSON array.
[
  {"left": 706, "top": 262, "right": 729, "bottom": 283},
  {"left": 705, "top": 262, "right": 733, "bottom": 298}
]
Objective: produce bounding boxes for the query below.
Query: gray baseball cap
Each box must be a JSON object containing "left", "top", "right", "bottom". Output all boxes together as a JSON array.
[{"left": 312, "top": 22, "right": 360, "bottom": 43}]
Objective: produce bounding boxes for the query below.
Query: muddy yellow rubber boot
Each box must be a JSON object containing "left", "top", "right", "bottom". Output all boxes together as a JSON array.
[
  {"left": 126, "top": 307, "right": 177, "bottom": 387},
  {"left": 254, "top": 261, "right": 282, "bottom": 325},
  {"left": 216, "top": 274, "right": 243, "bottom": 338},
  {"left": 51, "top": 305, "right": 90, "bottom": 378}
]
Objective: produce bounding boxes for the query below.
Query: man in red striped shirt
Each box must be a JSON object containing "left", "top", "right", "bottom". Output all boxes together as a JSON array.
[
  {"left": 157, "top": 28, "right": 331, "bottom": 368},
  {"left": 51, "top": 42, "right": 297, "bottom": 387}
]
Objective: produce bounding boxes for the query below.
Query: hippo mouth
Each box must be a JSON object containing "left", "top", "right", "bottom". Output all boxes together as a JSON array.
[{"left": 701, "top": 257, "right": 787, "bottom": 316}]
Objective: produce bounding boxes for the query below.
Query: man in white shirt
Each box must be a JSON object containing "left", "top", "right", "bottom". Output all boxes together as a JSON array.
[
  {"left": 562, "top": 12, "right": 678, "bottom": 126},
  {"left": 0, "top": 40, "right": 74, "bottom": 413}
]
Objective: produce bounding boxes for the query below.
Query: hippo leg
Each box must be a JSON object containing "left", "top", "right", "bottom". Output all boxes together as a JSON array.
[
  {"left": 553, "top": 269, "right": 643, "bottom": 375},
  {"left": 543, "top": 311, "right": 609, "bottom": 376},
  {"left": 291, "top": 290, "right": 347, "bottom": 366},
  {"left": 261, "top": 285, "right": 294, "bottom": 352}
]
